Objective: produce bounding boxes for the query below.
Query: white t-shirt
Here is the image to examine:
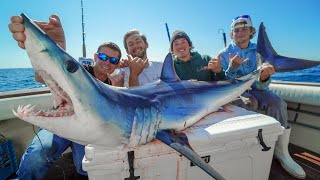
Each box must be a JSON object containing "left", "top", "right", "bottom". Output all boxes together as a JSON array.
[{"left": 122, "top": 61, "right": 163, "bottom": 87}]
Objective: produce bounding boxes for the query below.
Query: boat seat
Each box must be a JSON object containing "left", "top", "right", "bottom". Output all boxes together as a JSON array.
[{"left": 269, "top": 81, "right": 320, "bottom": 106}]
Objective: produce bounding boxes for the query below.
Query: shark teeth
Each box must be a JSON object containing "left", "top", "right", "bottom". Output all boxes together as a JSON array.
[
  {"left": 13, "top": 104, "right": 74, "bottom": 118},
  {"left": 13, "top": 104, "right": 37, "bottom": 118},
  {"left": 13, "top": 70, "right": 75, "bottom": 118}
]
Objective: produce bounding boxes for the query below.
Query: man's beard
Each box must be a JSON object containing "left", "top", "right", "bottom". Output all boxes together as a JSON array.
[{"left": 132, "top": 49, "right": 146, "bottom": 59}]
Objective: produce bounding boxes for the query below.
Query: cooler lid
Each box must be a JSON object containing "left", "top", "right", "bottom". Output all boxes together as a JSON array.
[{"left": 185, "top": 105, "right": 283, "bottom": 148}]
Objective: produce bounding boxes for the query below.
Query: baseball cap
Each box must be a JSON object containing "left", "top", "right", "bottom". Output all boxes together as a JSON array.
[{"left": 231, "top": 15, "right": 253, "bottom": 30}]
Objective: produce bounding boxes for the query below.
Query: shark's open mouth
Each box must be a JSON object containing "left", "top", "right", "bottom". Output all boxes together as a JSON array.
[{"left": 14, "top": 70, "right": 74, "bottom": 118}]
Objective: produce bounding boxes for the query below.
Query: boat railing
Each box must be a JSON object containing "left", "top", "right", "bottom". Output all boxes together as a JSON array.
[
  {"left": 0, "top": 87, "right": 50, "bottom": 99},
  {"left": 270, "top": 81, "right": 320, "bottom": 131},
  {"left": 0, "top": 87, "right": 52, "bottom": 121},
  {"left": 271, "top": 80, "right": 320, "bottom": 87},
  {"left": 270, "top": 81, "right": 320, "bottom": 106}
]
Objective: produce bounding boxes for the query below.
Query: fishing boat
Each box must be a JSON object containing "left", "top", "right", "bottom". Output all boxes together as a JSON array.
[
  {"left": 0, "top": 80, "right": 319, "bottom": 180},
  {"left": 1, "top": 1, "right": 319, "bottom": 179}
]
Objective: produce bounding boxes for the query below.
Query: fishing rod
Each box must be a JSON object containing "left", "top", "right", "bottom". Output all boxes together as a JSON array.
[
  {"left": 218, "top": 28, "right": 227, "bottom": 47},
  {"left": 165, "top": 23, "right": 171, "bottom": 42},
  {"left": 81, "top": 0, "right": 86, "bottom": 58}
]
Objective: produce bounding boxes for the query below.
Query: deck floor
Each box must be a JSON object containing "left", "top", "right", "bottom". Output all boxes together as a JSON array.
[{"left": 269, "top": 144, "right": 320, "bottom": 180}]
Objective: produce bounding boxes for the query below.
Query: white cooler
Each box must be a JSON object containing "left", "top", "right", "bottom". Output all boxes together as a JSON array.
[{"left": 82, "top": 105, "right": 283, "bottom": 180}]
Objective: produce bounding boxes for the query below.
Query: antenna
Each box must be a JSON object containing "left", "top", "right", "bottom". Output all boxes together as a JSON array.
[
  {"left": 81, "top": 0, "right": 86, "bottom": 58},
  {"left": 218, "top": 28, "right": 227, "bottom": 47}
]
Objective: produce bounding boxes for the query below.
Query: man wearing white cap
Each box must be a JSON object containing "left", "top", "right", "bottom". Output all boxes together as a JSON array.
[{"left": 219, "top": 15, "right": 306, "bottom": 179}]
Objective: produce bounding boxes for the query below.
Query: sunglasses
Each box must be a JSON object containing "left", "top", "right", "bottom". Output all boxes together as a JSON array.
[
  {"left": 233, "top": 15, "right": 251, "bottom": 21},
  {"left": 97, "top": 53, "right": 120, "bottom": 65}
]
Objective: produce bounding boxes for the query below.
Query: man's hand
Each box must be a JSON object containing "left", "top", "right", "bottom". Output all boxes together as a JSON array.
[
  {"left": 9, "top": 14, "right": 66, "bottom": 84},
  {"left": 119, "top": 59, "right": 130, "bottom": 68},
  {"left": 203, "top": 54, "right": 222, "bottom": 73},
  {"left": 8, "top": 14, "right": 66, "bottom": 50},
  {"left": 107, "top": 69, "right": 125, "bottom": 87},
  {"left": 127, "top": 55, "right": 148, "bottom": 76},
  {"left": 229, "top": 53, "right": 249, "bottom": 68},
  {"left": 260, "top": 63, "right": 276, "bottom": 81},
  {"left": 126, "top": 55, "right": 148, "bottom": 87}
]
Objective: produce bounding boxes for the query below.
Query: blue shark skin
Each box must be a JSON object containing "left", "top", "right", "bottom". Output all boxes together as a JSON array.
[
  {"left": 256, "top": 22, "right": 320, "bottom": 72},
  {"left": 13, "top": 13, "right": 263, "bottom": 179}
]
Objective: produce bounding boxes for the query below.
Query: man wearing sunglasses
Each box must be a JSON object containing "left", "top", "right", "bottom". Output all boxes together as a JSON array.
[
  {"left": 122, "top": 29, "right": 163, "bottom": 87},
  {"left": 218, "top": 15, "right": 306, "bottom": 179},
  {"left": 8, "top": 14, "right": 124, "bottom": 180},
  {"left": 89, "top": 43, "right": 124, "bottom": 87}
]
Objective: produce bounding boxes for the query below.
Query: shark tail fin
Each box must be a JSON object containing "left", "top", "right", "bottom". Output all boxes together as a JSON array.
[
  {"left": 156, "top": 130, "right": 225, "bottom": 180},
  {"left": 160, "top": 53, "right": 181, "bottom": 82},
  {"left": 256, "top": 22, "right": 320, "bottom": 72}
]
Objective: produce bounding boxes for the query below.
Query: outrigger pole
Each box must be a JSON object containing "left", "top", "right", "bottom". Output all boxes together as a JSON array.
[
  {"left": 165, "top": 23, "right": 171, "bottom": 42},
  {"left": 218, "top": 28, "right": 227, "bottom": 47}
]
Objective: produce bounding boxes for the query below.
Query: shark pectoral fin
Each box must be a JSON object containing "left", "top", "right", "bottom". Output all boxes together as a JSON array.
[{"left": 156, "top": 130, "right": 225, "bottom": 180}]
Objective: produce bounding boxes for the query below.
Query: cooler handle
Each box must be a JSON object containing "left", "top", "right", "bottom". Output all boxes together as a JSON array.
[{"left": 257, "top": 129, "right": 271, "bottom": 151}]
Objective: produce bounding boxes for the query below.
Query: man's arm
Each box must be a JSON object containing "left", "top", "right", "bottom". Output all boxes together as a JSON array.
[
  {"left": 129, "top": 74, "right": 140, "bottom": 87},
  {"left": 253, "top": 63, "right": 275, "bottom": 90}
]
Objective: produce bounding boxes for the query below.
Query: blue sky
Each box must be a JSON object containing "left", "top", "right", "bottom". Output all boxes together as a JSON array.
[{"left": 1, "top": 0, "right": 319, "bottom": 68}]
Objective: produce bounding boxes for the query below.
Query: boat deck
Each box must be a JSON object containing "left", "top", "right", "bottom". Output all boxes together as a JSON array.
[
  {"left": 6, "top": 144, "right": 319, "bottom": 180},
  {"left": 269, "top": 144, "right": 320, "bottom": 180}
]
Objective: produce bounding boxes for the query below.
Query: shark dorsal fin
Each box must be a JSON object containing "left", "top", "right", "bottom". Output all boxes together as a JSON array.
[
  {"left": 256, "top": 22, "right": 278, "bottom": 67},
  {"left": 257, "top": 22, "right": 279, "bottom": 59},
  {"left": 160, "top": 52, "right": 181, "bottom": 82}
]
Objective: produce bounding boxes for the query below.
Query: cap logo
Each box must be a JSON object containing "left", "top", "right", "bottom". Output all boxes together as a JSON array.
[{"left": 231, "top": 15, "right": 252, "bottom": 30}]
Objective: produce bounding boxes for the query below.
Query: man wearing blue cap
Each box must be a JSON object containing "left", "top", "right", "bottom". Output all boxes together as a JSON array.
[
  {"left": 219, "top": 15, "right": 306, "bottom": 179},
  {"left": 170, "top": 30, "right": 225, "bottom": 81}
]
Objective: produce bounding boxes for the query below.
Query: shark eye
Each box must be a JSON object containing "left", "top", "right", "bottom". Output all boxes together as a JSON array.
[{"left": 65, "top": 60, "right": 79, "bottom": 73}]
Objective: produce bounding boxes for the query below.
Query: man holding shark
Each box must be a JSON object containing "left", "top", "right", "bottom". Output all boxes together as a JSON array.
[
  {"left": 9, "top": 14, "right": 126, "bottom": 179},
  {"left": 219, "top": 15, "right": 306, "bottom": 179}
]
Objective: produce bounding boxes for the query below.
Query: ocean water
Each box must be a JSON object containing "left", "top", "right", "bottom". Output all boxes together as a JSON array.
[
  {"left": 0, "top": 66, "right": 320, "bottom": 92},
  {"left": 0, "top": 68, "right": 45, "bottom": 92}
]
